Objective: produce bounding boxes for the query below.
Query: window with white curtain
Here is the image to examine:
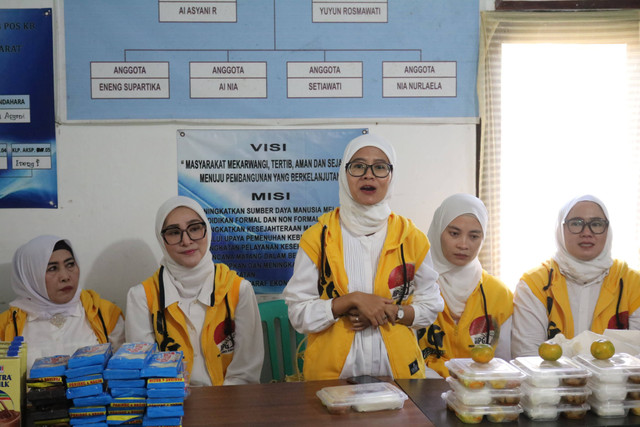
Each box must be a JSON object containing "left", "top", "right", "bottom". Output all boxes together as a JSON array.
[{"left": 477, "top": 11, "right": 640, "bottom": 289}]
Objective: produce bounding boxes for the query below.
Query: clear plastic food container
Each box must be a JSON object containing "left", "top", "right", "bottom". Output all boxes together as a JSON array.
[
  {"left": 442, "top": 390, "right": 522, "bottom": 423},
  {"left": 316, "top": 382, "right": 408, "bottom": 414},
  {"left": 587, "top": 395, "right": 638, "bottom": 418},
  {"left": 445, "top": 358, "right": 526, "bottom": 390},
  {"left": 520, "top": 396, "right": 590, "bottom": 421},
  {"left": 573, "top": 353, "right": 640, "bottom": 384},
  {"left": 520, "top": 382, "right": 591, "bottom": 406},
  {"left": 511, "top": 356, "right": 591, "bottom": 388},
  {"left": 447, "top": 377, "right": 522, "bottom": 406},
  {"left": 587, "top": 377, "right": 640, "bottom": 402}
]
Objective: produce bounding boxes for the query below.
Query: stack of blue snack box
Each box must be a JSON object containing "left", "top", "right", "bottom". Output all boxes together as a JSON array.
[
  {"left": 66, "top": 343, "right": 112, "bottom": 426},
  {"left": 104, "top": 342, "right": 156, "bottom": 425},
  {"left": 140, "top": 351, "right": 186, "bottom": 427},
  {"left": 27, "top": 354, "right": 71, "bottom": 425}
]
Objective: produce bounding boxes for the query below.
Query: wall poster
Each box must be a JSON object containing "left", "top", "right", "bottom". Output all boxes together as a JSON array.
[
  {"left": 0, "top": 8, "right": 57, "bottom": 209},
  {"left": 178, "top": 128, "right": 365, "bottom": 293}
]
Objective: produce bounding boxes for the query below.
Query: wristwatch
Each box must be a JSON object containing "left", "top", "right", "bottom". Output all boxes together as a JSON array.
[{"left": 396, "top": 306, "right": 405, "bottom": 321}]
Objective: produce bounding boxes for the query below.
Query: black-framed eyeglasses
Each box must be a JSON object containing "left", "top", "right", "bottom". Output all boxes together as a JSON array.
[
  {"left": 563, "top": 217, "right": 609, "bottom": 235},
  {"left": 345, "top": 161, "right": 393, "bottom": 178},
  {"left": 161, "top": 222, "right": 208, "bottom": 245}
]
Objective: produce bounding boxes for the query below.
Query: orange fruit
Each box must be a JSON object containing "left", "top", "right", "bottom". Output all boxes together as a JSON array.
[
  {"left": 538, "top": 341, "right": 563, "bottom": 361},
  {"left": 470, "top": 344, "right": 495, "bottom": 364},
  {"left": 591, "top": 339, "right": 615, "bottom": 360}
]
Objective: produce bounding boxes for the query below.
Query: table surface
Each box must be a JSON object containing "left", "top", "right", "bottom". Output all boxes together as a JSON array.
[
  {"left": 396, "top": 378, "right": 640, "bottom": 427},
  {"left": 182, "top": 378, "right": 433, "bottom": 426}
]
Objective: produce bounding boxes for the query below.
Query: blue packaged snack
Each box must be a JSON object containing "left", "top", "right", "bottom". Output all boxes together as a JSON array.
[
  {"left": 30, "top": 355, "right": 70, "bottom": 378},
  {"left": 73, "top": 392, "right": 113, "bottom": 407},
  {"left": 140, "top": 352, "right": 183, "bottom": 378},
  {"left": 66, "top": 359, "right": 108, "bottom": 379},
  {"left": 145, "top": 404, "right": 184, "bottom": 418},
  {"left": 145, "top": 376, "right": 185, "bottom": 389},
  {"left": 107, "top": 379, "right": 146, "bottom": 389},
  {"left": 108, "top": 343, "right": 156, "bottom": 370},
  {"left": 66, "top": 374, "right": 104, "bottom": 399},
  {"left": 70, "top": 422, "right": 108, "bottom": 427},
  {"left": 103, "top": 369, "right": 141, "bottom": 380},
  {"left": 110, "top": 397, "right": 146, "bottom": 410},
  {"left": 141, "top": 415, "right": 181, "bottom": 426},
  {"left": 69, "top": 406, "right": 107, "bottom": 424},
  {"left": 106, "top": 414, "right": 143, "bottom": 425},
  {"left": 145, "top": 388, "right": 186, "bottom": 399},
  {"left": 110, "top": 388, "right": 147, "bottom": 398},
  {"left": 68, "top": 343, "right": 112, "bottom": 368},
  {"left": 69, "top": 415, "right": 107, "bottom": 427},
  {"left": 107, "top": 407, "right": 145, "bottom": 416}
]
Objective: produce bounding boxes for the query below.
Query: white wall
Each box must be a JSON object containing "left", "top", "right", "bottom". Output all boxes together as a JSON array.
[{"left": 0, "top": 0, "right": 479, "bottom": 313}]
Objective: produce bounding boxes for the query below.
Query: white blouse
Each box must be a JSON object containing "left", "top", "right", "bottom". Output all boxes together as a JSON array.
[
  {"left": 22, "top": 303, "right": 125, "bottom": 376},
  {"left": 511, "top": 278, "right": 640, "bottom": 357},
  {"left": 125, "top": 267, "right": 264, "bottom": 386},
  {"left": 283, "top": 223, "right": 444, "bottom": 378}
]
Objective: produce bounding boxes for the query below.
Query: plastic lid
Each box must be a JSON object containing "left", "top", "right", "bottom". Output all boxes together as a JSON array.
[
  {"left": 445, "top": 358, "right": 526, "bottom": 386},
  {"left": 316, "top": 382, "right": 407, "bottom": 413},
  {"left": 512, "top": 356, "right": 590, "bottom": 379},
  {"left": 573, "top": 353, "right": 640, "bottom": 382}
]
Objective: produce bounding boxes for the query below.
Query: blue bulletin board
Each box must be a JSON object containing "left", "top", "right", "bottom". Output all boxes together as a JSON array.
[{"left": 64, "top": 0, "right": 479, "bottom": 120}]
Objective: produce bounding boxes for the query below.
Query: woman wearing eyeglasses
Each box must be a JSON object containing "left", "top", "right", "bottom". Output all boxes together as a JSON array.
[
  {"left": 0, "top": 235, "right": 125, "bottom": 373},
  {"left": 511, "top": 194, "right": 640, "bottom": 357},
  {"left": 125, "top": 196, "right": 263, "bottom": 386},
  {"left": 283, "top": 133, "right": 444, "bottom": 380},
  {"left": 417, "top": 194, "right": 513, "bottom": 377}
]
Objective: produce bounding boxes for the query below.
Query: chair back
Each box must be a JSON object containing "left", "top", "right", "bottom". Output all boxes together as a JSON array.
[{"left": 258, "top": 299, "right": 304, "bottom": 382}]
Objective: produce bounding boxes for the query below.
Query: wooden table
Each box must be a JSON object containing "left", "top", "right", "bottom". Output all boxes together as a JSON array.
[
  {"left": 396, "top": 378, "right": 640, "bottom": 427},
  {"left": 182, "top": 379, "right": 433, "bottom": 426}
]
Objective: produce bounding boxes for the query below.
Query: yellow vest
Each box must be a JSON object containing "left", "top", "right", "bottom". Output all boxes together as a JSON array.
[
  {"left": 141, "top": 264, "right": 241, "bottom": 385},
  {"left": 522, "top": 259, "right": 640, "bottom": 338},
  {"left": 419, "top": 271, "right": 513, "bottom": 377},
  {"left": 0, "top": 289, "right": 122, "bottom": 343},
  {"left": 299, "top": 208, "right": 429, "bottom": 380}
]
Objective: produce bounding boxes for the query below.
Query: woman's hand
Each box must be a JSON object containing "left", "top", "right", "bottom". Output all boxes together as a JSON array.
[
  {"left": 333, "top": 291, "right": 395, "bottom": 328},
  {"left": 346, "top": 308, "right": 370, "bottom": 331}
]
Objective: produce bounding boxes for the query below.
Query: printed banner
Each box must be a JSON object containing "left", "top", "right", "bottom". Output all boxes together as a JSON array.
[
  {"left": 178, "top": 128, "right": 365, "bottom": 293},
  {"left": 0, "top": 8, "right": 57, "bottom": 209}
]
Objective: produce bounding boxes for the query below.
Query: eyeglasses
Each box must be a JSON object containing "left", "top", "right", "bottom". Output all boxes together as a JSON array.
[
  {"left": 563, "top": 217, "right": 609, "bottom": 235},
  {"left": 161, "top": 222, "right": 207, "bottom": 245},
  {"left": 345, "top": 161, "right": 393, "bottom": 178}
]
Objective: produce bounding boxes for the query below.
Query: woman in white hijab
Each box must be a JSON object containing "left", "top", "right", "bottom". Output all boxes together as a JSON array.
[
  {"left": 511, "top": 195, "right": 640, "bottom": 357},
  {"left": 418, "top": 194, "right": 513, "bottom": 377},
  {"left": 0, "top": 235, "right": 124, "bottom": 374},
  {"left": 283, "top": 132, "right": 444, "bottom": 381},
  {"left": 125, "top": 196, "right": 263, "bottom": 386}
]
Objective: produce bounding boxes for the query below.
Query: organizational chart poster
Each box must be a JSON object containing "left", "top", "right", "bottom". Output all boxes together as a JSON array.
[
  {"left": 177, "top": 128, "right": 365, "bottom": 293},
  {"left": 0, "top": 8, "right": 57, "bottom": 209},
  {"left": 64, "top": 0, "right": 479, "bottom": 120}
]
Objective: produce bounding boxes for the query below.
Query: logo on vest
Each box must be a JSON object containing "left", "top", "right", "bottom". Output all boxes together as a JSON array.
[
  {"left": 469, "top": 315, "right": 498, "bottom": 346},
  {"left": 388, "top": 263, "right": 415, "bottom": 302},
  {"left": 214, "top": 320, "right": 236, "bottom": 354}
]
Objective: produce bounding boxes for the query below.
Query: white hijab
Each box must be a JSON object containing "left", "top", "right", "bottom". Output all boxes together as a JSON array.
[
  {"left": 338, "top": 133, "right": 396, "bottom": 236},
  {"left": 11, "top": 235, "right": 84, "bottom": 319},
  {"left": 552, "top": 194, "right": 613, "bottom": 286},
  {"left": 428, "top": 194, "right": 488, "bottom": 318},
  {"left": 156, "top": 196, "right": 215, "bottom": 299}
]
